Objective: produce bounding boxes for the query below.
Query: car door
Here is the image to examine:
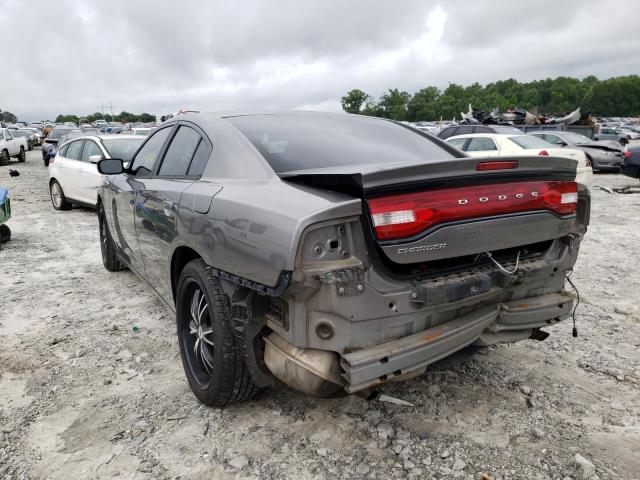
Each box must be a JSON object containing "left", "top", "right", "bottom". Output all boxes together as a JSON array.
[
  {"left": 4, "top": 130, "right": 18, "bottom": 156},
  {"left": 106, "top": 126, "right": 174, "bottom": 276},
  {"left": 135, "top": 123, "right": 211, "bottom": 303},
  {"left": 58, "top": 140, "right": 85, "bottom": 200},
  {"left": 463, "top": 137, "right": 500, "bottom": 157},
  {"left": 76, "top": 139, "right": 105, "bottom": 205}
]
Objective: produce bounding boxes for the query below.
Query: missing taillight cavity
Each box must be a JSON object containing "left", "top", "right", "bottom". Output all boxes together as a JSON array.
[
  {"left": 367, "top": 181, "right": 578, "bottom": 240},
  {"left": 476, "top": 160, "right": 518, "bottom": 171}
]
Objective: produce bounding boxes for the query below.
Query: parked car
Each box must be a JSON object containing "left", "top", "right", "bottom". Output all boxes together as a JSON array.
[
  {"left": 445, "top": 133, "right": 592, "bottom": 187},
  {"left": 42, "top": 127, "right": 82, "bottom": 166},
  {"left": 528, "top": 131, "right": 624, "bottom": 172},
  {"left": 49, "top": 135, "right": 145, "bottom": 210},
  {"left": 616, "top": 127, "right": 640, "bottom": 140},
  {"left": 10, "top": 129, "right": 35, "bottom": 150},
  {"left": 0, "top": 187, "right": 10, "bottom": 246},
  {"left": 43, "top": 131, "right": 84, "bottom": 166},
  {"left": 0, "top": 128, "right": 28, "bottom": 165},
  {"left": 20, "top": 127, "right": 42, "bottom": 145},
  {"left": 621, "top": 145, "right": 640, "bottom": 180},
  {"left": 80, "top": 126, "right": 100, "bottom": 134},
  {"left": 437, "top": 124, "right": 523, "bottom": 140},
  {"left": 595, "top": 126, "right": 629, "bottom": 145},
  {"left": 95, "top": 112, "right": 589, "bottom": 407}
]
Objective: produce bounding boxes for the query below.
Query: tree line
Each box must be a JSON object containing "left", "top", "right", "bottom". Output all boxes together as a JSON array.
[
  {"left": 341, "top": 75, "right": 640, "bottom": 121},
  {"left": 55, "top": 111, "right": 157, "bottom": 124}
]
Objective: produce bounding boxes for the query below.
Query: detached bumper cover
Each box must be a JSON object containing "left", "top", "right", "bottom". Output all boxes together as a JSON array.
[{"left": 340, "top": 293, "right": 572, "bottom": 392}]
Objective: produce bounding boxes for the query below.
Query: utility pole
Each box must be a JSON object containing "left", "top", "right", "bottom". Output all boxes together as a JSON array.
[{"left": 108, "top": 102, "right": 115, "bottom": 122}]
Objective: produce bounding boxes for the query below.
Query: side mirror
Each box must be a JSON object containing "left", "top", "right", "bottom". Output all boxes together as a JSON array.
[
  {"left": 556, "top": 140, "right": 567, "bottom": 146},
  {"left": 88, "top": 154, "right": 103, "bottom": 164},
  {"left": 97, "top": 158, "right": 124, "bottom": 174}
]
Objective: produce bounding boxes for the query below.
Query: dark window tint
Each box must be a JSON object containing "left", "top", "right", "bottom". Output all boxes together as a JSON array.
[
  {"left": 466, "top": 137, "right": 498, "bottom": 151},
  {"left": 81, "top": 141, "right": 103, "bottom": 162},
  {"left": 158, "top": 126, "right": 201, "bottom": 176},
  {"left": 65, "top": 140, "right": 84, "bottom": 160},
  {"left": 226, "top": 114, "right": 458, "bottom": 173},
  {"left": 187, "top": 139, "right": 210, "bottom": 176},
  {"left": 130, "top": 127, "right": 171, "bottom": 175}
]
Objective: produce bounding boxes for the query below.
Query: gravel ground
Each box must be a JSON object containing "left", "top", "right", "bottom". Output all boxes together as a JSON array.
[{"left": 1, "top": 148, "right": 639, "bottom": 480}]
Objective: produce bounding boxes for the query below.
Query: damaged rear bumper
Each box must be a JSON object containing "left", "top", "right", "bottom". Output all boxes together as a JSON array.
[{"left": 340, "top": 292, "right": 572, "bottom": 392}]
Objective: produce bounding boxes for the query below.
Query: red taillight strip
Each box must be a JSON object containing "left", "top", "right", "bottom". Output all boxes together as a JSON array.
[
  {"left": 368, "top": 181, "right": 578, "bottom": 240},
  {"left": 476, "top": 160, "right": 518, "bottom": 171}
]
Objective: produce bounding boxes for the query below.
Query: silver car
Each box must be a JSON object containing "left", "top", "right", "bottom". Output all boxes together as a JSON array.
[
  {"left": 96, "top": 112, "right": 589, "bottom": 407},
  {"left": 529, "top": 131, "right": 624, "bottom": 171}
]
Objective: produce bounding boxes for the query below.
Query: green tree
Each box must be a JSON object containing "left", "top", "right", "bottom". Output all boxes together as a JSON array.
[
  {"left": 341, "top": 89, "right": 372, "bottom": 114},
  {"left": 377, "top": 88, "right": 410, "bottom": 120},
  {"left": 0, "top": 110, "right": 17, "bottom": 123},
  {"left": 407, "top": 86, "right": 440, "bottom": 121}
]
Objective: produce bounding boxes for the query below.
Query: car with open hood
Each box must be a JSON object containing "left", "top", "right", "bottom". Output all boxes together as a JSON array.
[
  {"left": 528, "top": 131, "right": 625, "bottom": 172},
  {"left": 96, "top": 111, "right": 590, "bottom": 407}
]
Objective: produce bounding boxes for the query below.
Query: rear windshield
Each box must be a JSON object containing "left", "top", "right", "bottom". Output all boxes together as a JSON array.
[
  {"left": 225, "top": 114, "right": 458, "bottom": 173},
  {"left": 102, "top": 137, "right": 145, "bottom": 161},
  {"left": 492, "top": 126, "right": 524, "bottom": 135},
  {"left": 48, "top": 129, "right": 76, "bottom": 140},
  {"left": 508, "top": 135, "right": 552, "bottom": 149}
]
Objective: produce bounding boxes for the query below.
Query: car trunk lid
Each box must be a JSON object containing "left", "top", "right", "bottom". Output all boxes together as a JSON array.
[{"left": 281, "top": 156, "right": 581, "bottom": 267}]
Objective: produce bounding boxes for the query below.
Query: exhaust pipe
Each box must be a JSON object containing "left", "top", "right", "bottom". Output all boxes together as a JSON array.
[{"left": 263, "top": 332, "right": 345, "bottom": 397}]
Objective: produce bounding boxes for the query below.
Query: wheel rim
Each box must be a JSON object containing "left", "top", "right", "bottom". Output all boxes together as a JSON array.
[
  {"left": 51, "top": 182, "right": 62, "bottom": 208},
  {"left": 181, "top": 283, "right": 216, "bottom": 387}
]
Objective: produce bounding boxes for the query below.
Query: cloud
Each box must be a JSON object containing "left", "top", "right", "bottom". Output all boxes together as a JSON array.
[{"left": 1, "top": 0, "right": 638, "bottom": 120}]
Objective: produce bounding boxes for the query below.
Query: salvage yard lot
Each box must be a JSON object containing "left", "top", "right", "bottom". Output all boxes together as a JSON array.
[{"left": 1, "top": 149, "right": 639, "bottom": 479}]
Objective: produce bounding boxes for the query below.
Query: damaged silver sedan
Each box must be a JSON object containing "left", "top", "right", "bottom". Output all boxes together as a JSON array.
[{"left": 96, "top": 111, "right": 589, "bottom": 406}]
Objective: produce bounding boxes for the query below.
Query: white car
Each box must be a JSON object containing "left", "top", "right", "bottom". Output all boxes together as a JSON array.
[
  {"left": 446, "top": 133, "right": 593, "bottom": 187},
  {"left": 0, "top": 128, "right": 28, "bottom": 165},
  {"left": 48, "top": 135, "right": 145, "bottom": 210}
]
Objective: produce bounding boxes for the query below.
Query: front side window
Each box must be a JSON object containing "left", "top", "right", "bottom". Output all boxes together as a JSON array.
[
  {"left": 65, "top": 140, "right": 84, "bottom": 160},
  {"left": 5, "top": 130, "right": 12, "bottom": 140},
  {"left": 129, "top": 127, "right": 172, "bottom": 176},
  {"left": 466, "top": 137, "right": 498, "bottom": 151},
  {"left": 81, "top": 141, "right": 103, "bottom": 162},
  {"left": 158, "top": 126, "right": 201, "bottom": 176}
]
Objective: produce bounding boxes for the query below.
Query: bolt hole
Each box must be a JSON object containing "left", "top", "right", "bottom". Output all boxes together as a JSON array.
[
  {"left": 329, "top": 240, "right": 339, "bottom": 250},
  {"left": 388, "top": 302, "right": 396, "bottom": 310},
  {"left": 380, "top": 357, "right": 389, "bottom": 364},
  {"left": 393, "top": 369, "right": 402, "bottom": 376},
  {"left": 553, "top": 267, "right": 558, "bottom": 272}
]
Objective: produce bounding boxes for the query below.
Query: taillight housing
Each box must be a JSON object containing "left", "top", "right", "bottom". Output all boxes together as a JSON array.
[
  {"left": 624, "top": 149, "right": 631, "bottom": 158},
  {"left": 368, "top": 181, "right": 578, "bottom": 240},
  {"left": 538, "top": 150, "right": 549, "bottom": 156}
]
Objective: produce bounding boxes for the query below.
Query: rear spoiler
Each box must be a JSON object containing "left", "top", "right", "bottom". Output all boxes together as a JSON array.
[{"left": 280, "top": 156, "right": 577, "bottom": 197}]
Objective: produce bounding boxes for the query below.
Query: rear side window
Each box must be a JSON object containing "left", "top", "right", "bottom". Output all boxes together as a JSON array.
[
  {"left": 226, "top": 114, "right": 458, "bottom": 173},
  {"left": 466, "top": 137, "right": 498, "bottom": 151},
  {"left": 158, "top": 126, "right": 201, "bottom": 176},
  {"left": 65, "top": 140, "right": 84, "bottom": 160},
  {"left": 187, "top": 139, "right": 211, "bottom": 176}
]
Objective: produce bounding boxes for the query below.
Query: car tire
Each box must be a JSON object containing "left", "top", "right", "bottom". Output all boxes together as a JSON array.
[
  {"left": 176, "top": 259, "right": 260, "bottom": 407},
  {"left": 49, "top": 180, "right": 72, "bottom": 211},
  {"left": 17, "top": 146, "right": 26, "bottom": 163},
  {"left": 0, "top": 224, "right": 10, "bottom": 244},
  {"left": 0, "top": 150, "right": 8, "bottom": 166},
  {"left": 98, "top": 202, "right": 125, "bottom": 272}
]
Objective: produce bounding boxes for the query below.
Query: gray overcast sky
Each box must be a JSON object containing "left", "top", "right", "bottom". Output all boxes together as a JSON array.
[{"left": 2, "top": 0, "right": 639, "bottom": 120}]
